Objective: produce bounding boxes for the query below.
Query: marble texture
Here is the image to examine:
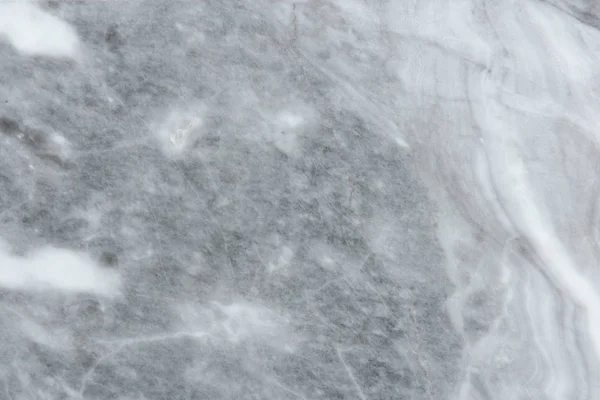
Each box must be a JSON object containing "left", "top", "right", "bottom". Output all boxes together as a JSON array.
[{"left": 0, "top": 0, "right": 598, "bottom": 399}]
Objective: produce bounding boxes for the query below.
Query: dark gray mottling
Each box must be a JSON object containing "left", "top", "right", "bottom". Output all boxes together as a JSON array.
[{"left": 4, "top": 0, "right": 598, "bottom": 399}]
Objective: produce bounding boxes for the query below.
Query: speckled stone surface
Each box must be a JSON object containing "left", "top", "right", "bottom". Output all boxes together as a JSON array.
[{"left": 1, "top": 1, "right": 599, "bottom": 399}]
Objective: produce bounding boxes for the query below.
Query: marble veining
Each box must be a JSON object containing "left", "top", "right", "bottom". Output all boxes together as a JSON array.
[{"left": 0, "top": 0, "right": 599, "bottom": 399}]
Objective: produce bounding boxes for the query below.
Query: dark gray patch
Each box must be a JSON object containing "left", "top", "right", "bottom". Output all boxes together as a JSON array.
[
  {"left": 105, "top": 24, "right": 125, "bottom": 52},
  {"left": 21, "top": 208, "right": 50, "bottom": 225},
  {"left": 0, "top": 116, "right": 20, "bottom": 134},
  {"left": 46, "top": 0, "right": 60, "bottom": 9},
  {"left": 37, "top": 153, "right": 74, "bottom": 170},
  {"left": 0, "top": 120, "right": 52, "bottom": 154},
  {"left": 100, "top": 251, "right": 119, "bottom": 268},
  {"left": 27, "top": 128, "right": 48, "bottom": 147}
]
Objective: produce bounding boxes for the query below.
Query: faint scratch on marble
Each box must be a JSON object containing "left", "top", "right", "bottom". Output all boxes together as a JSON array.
[{"left": 335, "top": 345, "right": 367, "bottom": 400}]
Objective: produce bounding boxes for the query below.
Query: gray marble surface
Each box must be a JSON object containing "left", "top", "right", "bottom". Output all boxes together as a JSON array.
[{"left": 0, "top": 0, "right": 599, "bottom": 399}]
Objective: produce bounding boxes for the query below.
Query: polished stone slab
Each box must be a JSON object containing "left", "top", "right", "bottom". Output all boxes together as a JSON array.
[{"left": 0, "top": 0, "right": 598, "bottom": 399}]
